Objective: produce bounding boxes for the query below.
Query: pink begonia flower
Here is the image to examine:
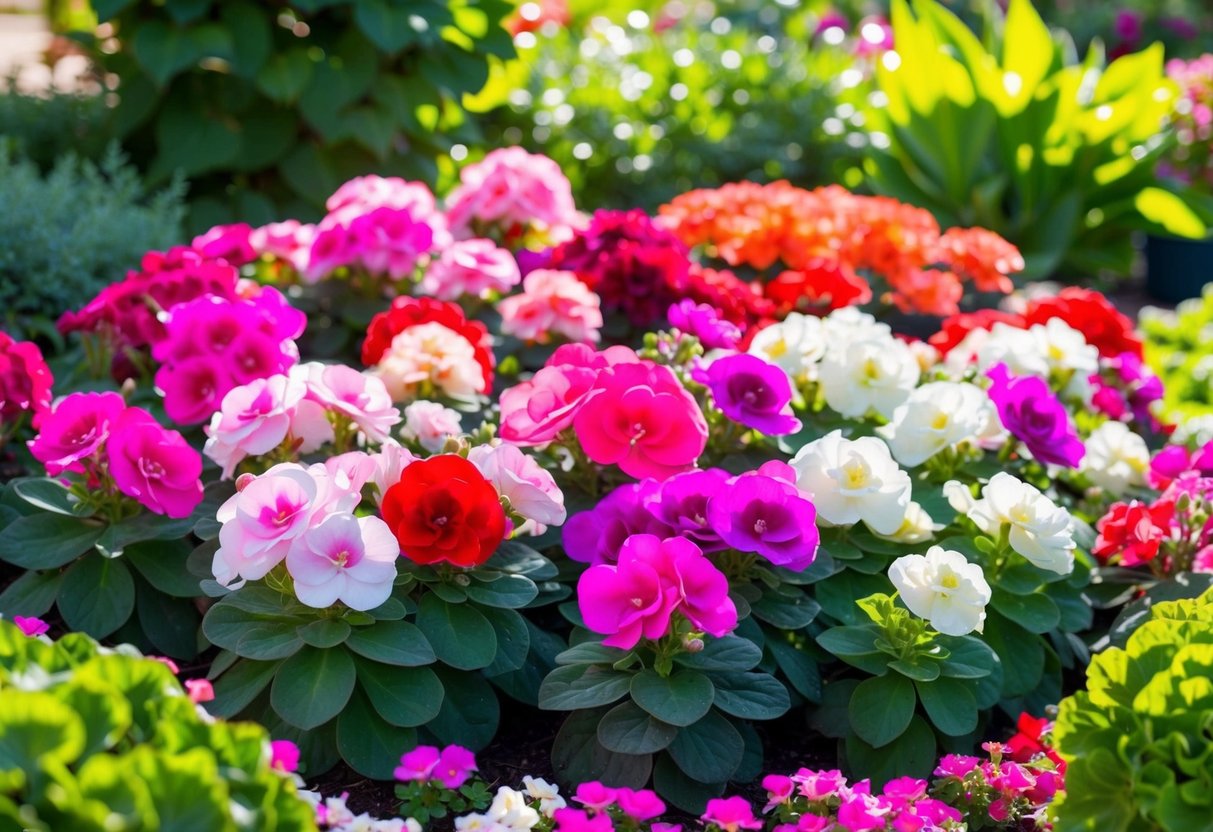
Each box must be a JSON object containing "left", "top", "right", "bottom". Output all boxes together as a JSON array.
[
  {"left": 445, "top": 147, "right": 578, "bottom": 239},
  {"left": 421, "top": 238, "right": 521, "bottom": 300},
  {"left": 650, "top": 535, "right": 738, "bottom": 637},
  {"left": 156, "top": 355, "right": 228, "bottom": 425},
  {"left": 250, "top": 219, "right": 316, "bottom": 273},
  {"left": 297, "top": 362, "right": 400, "bottom": 443},
  {"left": 106, "top": 407, "right": 204, "bottom": 518},
  {"left": 574, "top": 362, "right": 708, "bottom": 481},
  {"left": 572, "top": 782, "right": 617, "bottom": 813},
  {"left": 904, "top": 798, "right": 961, "bottom": 827},
  {"left": 395, "top": 745, "right": 441, "bottom": 782},
  {"left": 933, "top": 754, "right": 980, "bottom": 778},
  {"left": 324, "top": 451, "right": 379, "bottom": 495},
  {"left": 434, "top": 745, "right": 478, "bottom": 789},
  {"left": 212, "top": 463, "right": 358, "bottom": 587},
  {"left": 185, "top": 679, "right": 215, "bottom": 704},
  {"left": 152, "top": 656, "right": 180, "bottom": 674},
  {"left": 702, "top": 797, "right": 763, "bottom": 832},
  {"left": 554, "top": 808, "right": 615, "bottom": 832},
  {"left": 614, "top": 788, "right": 665, "bottom": 821},
  {"left": 368, "top": 439, "right": 417, "bottom": 505},
  {"left": 836, "top": 791, "right": 891, "bottom": 831},
  {"left": 794, "top": 817, "right": 831, "bottom": 832},
  {"left": 882, "top": 777, "right": 928, "bottom": 802},
  {"left": 13, "top": 616, "right": 49, "bottom": 636},
  {"left": 793, "top": 768, "right": 847, "bottom": 801},
  {"left": 204, "top": 374, "right": 333, "bottom": 478},
  {"left": 652, "top": 825, "right": 683, "bottom": 832},
  {"left": 498, "top": 269, "right": 604, "bottom": 344},
  {"left": 400, "top": 401, "right": 464, "bottom": 452},
  {"left": 286, "top": 513, "right": 399, "bottom": 610},
  {"left": 270, "top": 740, "right": 300, "bottom": 773},
  {"left": 28, "top": 391, "right": 126, "bottom": 475},
  {"left": 762, "top": 774, "right": 795, "bottom": 812},
  {"left": 468, "top": 443, "right": 566, "bottom": 527}
]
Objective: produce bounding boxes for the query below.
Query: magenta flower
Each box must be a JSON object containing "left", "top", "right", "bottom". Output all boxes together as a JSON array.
[
  {"left": 708, "top": 472, "right": 819, "bottom": 571},
  {"left": 667, "top": 300, "right": 741, "bottom": 350},
  {"left": 106, "top": 407, "right": 204, "bottom": 519},
  {"left": 562, "top": 481, "right": 672, "bottom": 565},
  {"left": 762, "top": 774, "right": 795, "bottom": 812},
  {"left": 933, "top": 754, "right": 980, "bottom": 778},
  {"left": 702, "top": 796, "right": 763, "bottom": 832},
  {"left": 13, "top": 616, "right": 49, "bottom": 637},
  {"left": 554, "top": 807, "right": 615, "bottom": 832},
  {"left": 394, "top": 745, "right": 441, "bottom": 782},
  {"left": 986, "top": 363, "right": 1085, "bottom": 468},
  {"left": 882, "top": 777, "right": 927, "bottom": 802},
  {"left": 577, "top": 538, "right": 681, "bottom": 649},
  {"left": 434, "top": 745, "right": 478, "bottom": 789},
  {"left": 614, "top": 788, "right": 665, "bottom": 821},
  {"left": 421, "top": 238, "right": 521, "bottom": 300},
  {"left": 836, "top": 791, "right": 891, "bottom": 831},
  {"left": 573, "top": 782, "right": 617, "bottom": 813},
  {"left": 269, "top": 740, "right": 300, "bottom": 773},
  {"left": 647, "top": 468, "right": 731, "bottom": 551},
  {"left": 28, "top": 391, "right": 126, "bottom": 475},
  {"left": 285, "top": 513, "right": 399, "bottom": 611},
  {"left": 792, "top": 768, "right": 847, "bottom": 801},
  {"left": 704, "top": 353, "right": 801, "bottom": 435},
  {"left": 654, "top": 536, "right": 738, "bottom": 637}
]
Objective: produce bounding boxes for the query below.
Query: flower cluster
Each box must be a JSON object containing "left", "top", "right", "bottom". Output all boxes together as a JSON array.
[
  {"left": 1163, "top": 54, "right": 1213, "bottom": 189},
  {"left": 446, "top": 146, "right": 579, "bottom": 245},
  {"left": 947, "top": 473, "right": 1076, "bottom": 575},
  {"left": 499, "top": 268, "right": 604, "bottom": 344},
  {"left": 0, "top": 330, "right": 53, "bottom": 430},
  {"left": 659, "top": 182, "right": 1024, "bottom": 316},
  {"left": 29, "top": 391, "right": 203, "bottom": 519}
]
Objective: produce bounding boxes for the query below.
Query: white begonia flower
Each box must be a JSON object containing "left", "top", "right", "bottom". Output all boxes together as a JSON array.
[
  {"left": 823, "top": 306, "right": 892, "bottom": 346},
  {"left": 791, "top": 430, "right": 912, "bottom": 535},
  {"left": 748, "top": 312, "right": 827, "bottom": 382},
  {"left": 818, "top": 335, "right": 920, "bottom": 418},
  {"left": 876, "top": 381, "right": 991, "bottom": 467},
  {"left": 1083, "top": 420, "right": 1149, "bottom": 495},
  {"left": 454, "top": 813, "right": 503, "bottom": 832},
  {"left": 943, "top": 479, "right": 976, "bottom": 514},
  {"left": 1031, "top": 318, "right": 1099, "bottom": 399},
  {"left": 521, "top": 777, "right": 566, "bottom": 817},
  {"left": 486, "top": 787, "right": 541, "bottom": 831},
  {"left": 372, "top": 321, "right": 486, "bottom": 403},
  {"left": 969, "top": 472, "right": 1076, "bottom": 575},
  {"left": 946, "top": 322, "right": 1049, "bottom": 380},
  {"left": 888, "top": 546, "right": 992, "bottom": 636},
  {"left": 872, "top": 501, "right": 942, "bottom": 544}
]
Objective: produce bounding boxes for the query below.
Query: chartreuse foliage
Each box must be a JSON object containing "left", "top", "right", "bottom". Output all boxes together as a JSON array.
[
  {"left": 1141, "top": 288, "right": 1213, "bottom": 421},
  {"left": 77, "top": 0, "right": 514, "bottom": 227},
  {"left": 867, "top": 0, "right": 1206, "bottom": 280},
  {"left": 1052, "top": 589, "right": 1213, "bottom": 832},
  {"left": 0, "top": 619, "right": 315, "bottom": 831},
  {"left": 200, "top": 535, "right": 561, "bottom": 779}
]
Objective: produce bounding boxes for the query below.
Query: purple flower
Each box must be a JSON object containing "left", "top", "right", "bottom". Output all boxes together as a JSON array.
[
  {"left": 986, "top": 364, "right": 1085, "bottom": 468},
  {"left": 1114, "top": 10, "right": 1143, "bottom": 43},
  {"left": 562, "top": 481, "right": 672, "bottom": 564},
  {"left": 645, "top": 468, "right": 732, "bottom": 551},
  {"left": 707, "top": 473, "right": 819, "bottom": 571},
  {"left": 667, "top": 300, "right": 741, "bottom": 350},
  {"left": 705, "top": 353, "right": 802, "bottom": 435}
]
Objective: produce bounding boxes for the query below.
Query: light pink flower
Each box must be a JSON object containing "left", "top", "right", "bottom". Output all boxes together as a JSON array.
[
  {"left": 421, "top": 238, "right": 521, "bottom": 299},
  {"left": 793, "top": 768, "right": 847, "bottom": 801},
  {"left": 106, "top": 407, "right": 204, "bottom": 518},
  {"left": 446, "top": 147, "right": 578, "bottom": 239},
  {"left": 324, "top": 451, "right": 380, "bottom": 495},
  {"left": 498, "top": 269, "right": 603, "bottom": 344},
  {"left": 250, "top": 219, "right": 316, "bottom": 273},
  {"left": 185, "top": 679, "right": 215, "bottom": 703},
  {"left": 400, "top": 401, "right": 464, "bottom": 452},
  {"left": 204, "top": 375, "right": 334, "bottom": 478},
  {"left": 28, "top": 391, "right": 126, "bottom": 475},
  {"left": 468, "top": 443, "right": 566, "bottom": 527},
  {"left": 286, "top": 513, "right": 399, "bottom": 610},
  {"left": 368, "top": 439, "right": 417, "bottom": 505},
  {"left": 297, "top": 362, "right": 400, "bottom": 443}
]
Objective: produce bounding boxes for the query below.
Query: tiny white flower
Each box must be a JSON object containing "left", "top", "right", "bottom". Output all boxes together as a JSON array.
[
  {"left": 943, "top": 479, "right": 976, "bottom": 514},
  {"left": 818, "top": 336, "right": 920, "bottom": 418},
  {"left": 1083, "top": 421, "right": 1149, "bottom": 495},
  {"left": 486, "top": 786, "right": 541, "bottom": 831},
  {"left": 748, "top": 312, "right": 827, "bottom": 382},
  {"left": 873, "top": 501, "right": 941, "bottom": 544},
  {"left": 970, "top": 472, "right": 1075, "bottom": 575},
  {"left": 889, "top": 546, "right": 992, "bottom": 636},
  {"left": 522, "top": 776, "right": 566, "bottom": 817},
  {"left": 791, "top": 430, "right": 911, "bottom": 535},
  {"left": 876, "top": 381, "right": 990, "bottom": 466}
]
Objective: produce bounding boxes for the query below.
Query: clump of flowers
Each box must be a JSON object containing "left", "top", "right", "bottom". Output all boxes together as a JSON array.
[
  {"left": 419, "top": 237, "right": 522, "bottom": 300},
  {"left": 1093, "top": 464, "right": 1213, "bottom": 576},
  {"left": 499, "top": 268, "right": 604, "bottom": 344},
  {"left": 446, "top": 146, "right": 579, "bottom": 245},
  {"left": 1163, "top": 54, "right": 1213, "bottom": 189},
  {"left": 0, "top": 329, "right": 53, "bottom": 440},
  {"left": 393, "top": 744, "right": 492, "bottom": 824}
]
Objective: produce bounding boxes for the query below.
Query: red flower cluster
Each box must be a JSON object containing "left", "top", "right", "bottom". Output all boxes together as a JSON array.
[
  {"left": 361, "top": 296, "right": 495, "bottom": 392},
  {"left": 658, "top": 181, "right": 1024, "bottom": 316},
  {"left": 1023, "top": 287, "right": 1143, "bottom": 359},
  {"left": 1093, "top": 499, "right": 1175, "bottom": 567},
  {"left": 58, "top": 247, "right": 240, "bottom": 351},
  {"left": 684, "top": 265, "right": 775, "bottom": 331},
  {"left": 0, "top": 331, "right": 53, "bottom": 425},
  {"left": 381, "top": 454, "right": 506, "bottom": 567},
  {"left": 1006, "top": 713, "right": 1065, "bottom": 773}
]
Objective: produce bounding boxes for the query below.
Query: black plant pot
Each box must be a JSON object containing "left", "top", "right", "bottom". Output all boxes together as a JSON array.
[{"left": 1145, "top": 234, "right": 1213, "bottom": 304}]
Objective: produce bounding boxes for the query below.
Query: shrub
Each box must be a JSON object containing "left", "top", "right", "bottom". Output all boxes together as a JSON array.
[
  {"left": 1051, "top": 588, "right": 1213, "bottom": 831},
  {"left": 0, "top": 86, "right": 109, "bottom": 171},
  {"left": 75, "top": 0, "right": 515, "bottom": 230},
  {"left": 0, "top": 619, "right": 316, "bottom": 831},
  {"left": 0, "top": 147, "right": 184, "bottom": 338}
]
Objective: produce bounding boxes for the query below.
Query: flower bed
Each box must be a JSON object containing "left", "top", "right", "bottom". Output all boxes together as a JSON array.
[{"left": 1, "top": 147, "right": 1210, "bottom": 830}]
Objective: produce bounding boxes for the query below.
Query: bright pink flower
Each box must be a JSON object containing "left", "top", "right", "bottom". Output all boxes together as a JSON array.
[
  {"left": 270, "top": 740, "right": 300, "bottom": 773},
  {"left": 349, "top": 206, "right": 435, "bottom": 280},
  {"left": 28, "top": 391, "right": 127, "bottom": 475},
  {"left": 573, "top": 781, "right": 617, "bottom": 813},
  {"left": 0, "top": 331, "right": 53, "bottom": 425},
  {"left": 499, "top": 269, "right": 604, "bottom": 344},
  {"left": 702, "top": 797, "right": 763, "bottom": 832},
  {"left": 574, "top": 362, "right": 708, "bottom": 481},
  {"left": 762, "top": 774, "right": 795, "bottom": 812},
  {"left": 251, "top": 219, "right": 315, "bottom": 272},
  {"left": 421, "top": 238, "right": 521, "bottom": 299},
  {"left": 614, "top": 788, "right": 665, "bottom": 821},
  {"left": 882, "top": 777, "right": 927, "bottom": 802},
  {"left": 185, "top": 678, "right": 215, "bottom": 703},
  {"left": 933, "top": 755, "right": 980, "bottom": 778},
  {"left": 395, "top": 745, "right": 441, "bottom": 782},
  {"left": 795, "top": 817, "right": 830, "bottom": 832},
  {"left": 578, "top": 541, "right": 680, "bottom": 649},
  {"left": 434, "top": 745, "right": 478, "bottom": 789},
  {"left": 192, "top": 223, "right": 256, "bottom": 265},
  {"left": 651, "top": 535, "right": 737, "bottom": 637},
  {"left": 792, "top": 768, "right": 846, "bottom": 801},
  {"left": 107, "top": 407, "right": 204, "bottom": 518},
  {"left": 298, "top": 362, "right": 400, "bottom": 443},
  {"left": 446, "top": 147, "right": 578, "bottom": 240},
  {"left": 468, "top": 443, "right": 567, "bottom": 527},
  {"left": 156, "top": 355, "right": 229, "bottom": 425},
  {"left": 204, "top": 375, "right": 333, "bottom": 478},
  {"left": 652, "top": 824, "right": 682, "bottom": 832},
  {"left": 837, "top": 792, "right": 891, "bottom": 831},
  {"left": 13, "top": 616, "right": 49, "bottom": 636},
  {"left": 554, "top": 807, "right": 615, "bottom": 832},
  {"left": 286, "top": 513, "right": 398, "bottom": 610}
]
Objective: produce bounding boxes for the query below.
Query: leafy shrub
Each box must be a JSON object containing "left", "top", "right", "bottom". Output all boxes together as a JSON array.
[
  {"left": 76, "top": 0, "right": 514, "bottom": 229},
  {"left": 0, "top": 619, "right": 316, "bottom": 831},
  {"left": 865, "top": 0, "right": 1206, "bottom": 280},
  {"left": 0, "top": 86, "right": 108, "bottom": 171},
  {"left": 1141, "top": 286, "right": 1213, "bottom": 420},
  {"left": 0, "top": 147, "right": 184, "bottom": 337},
  {"left": 1051, "top": 588, "right": 1213, "bottom": 831}
]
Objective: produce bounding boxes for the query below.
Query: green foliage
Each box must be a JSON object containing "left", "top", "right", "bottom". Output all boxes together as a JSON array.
[
  {"left": 0, "top": 85, "right": 108, "bottom": 170},
  {"left": 1141, "top": 286, "right": 1213, "bottom": 420},
  {"left": 77, "top": 0, "right": 515, "bottom": 229},
  {"left": 0, "top": 619, "right": 316, "bottom": 831},
  {"left": 865, "top": 0, "right": 1204, "bottom": 280},
  {"left": 0, "top": 147, "right": 184, "bottom": 335},
  {"left": 479, "top": 1, "right": 871, "bottom": 211},
  {"left": 1052, "top": 589, "right": 1213, "bottom": 832}
]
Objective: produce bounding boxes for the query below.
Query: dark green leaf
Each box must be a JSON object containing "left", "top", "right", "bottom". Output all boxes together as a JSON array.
[
  {"left": 208, "top": 658, "right": 281, "bottom": 718},
  {"left": 466, "top": 574, "right": 539, "bottom": 608},
  {"left": 270, "top": 646, "right": 356, "bottom": 730},
  {"left": 990, "top": 592, "right": 1061, "bottom": 634},
  {"left": 297, "top": 618, "right": 352, "bottom": 649},
  {"left": 538, "top": 664, "right": 633, "bottom": 711},
  {"left": 982, "top": 612, "right": 1044, "bottom": 697},
  {"left": 916, "top": 677, "right": 978, "bottom": 736},
  {"left": 674, "top": 635, "right": 763, "bottom": 672},
  {"left": 552, "top": 709, "right": 653, "bottom": 789},
  {"left": 845, "top": 715, "right": 937, "bottom": 785},
  {"left": 345, "top": 619, "right": 435, "bottom": 666},
  {"left": 416, "top": 592, "right": 497, "bottom": 670},
  {"left": 202, "top": 601, "right": 305, "bottom": 661},
  {"left": 337, "top": 689, "right": 417, "bottom": 779},
  {"left": 12, "top": 478, "right": 78, "bottom": 515},
  {"left": 59, "top": 556, "right": 135, "bottom": 638},
  {"left": 124, "top": 540, "right": 202, "bottom": 598},
  {"left": 0, "top": 570, "right": 61, "bottom": 617},
  {"left": 0, "top": 513, "right": 103, "bottom": 568},
  {"left": 355, "top": 659, "right": 443, "bottom": 727},
  {"left": 710, "top": 671, "right": 791, "bottom": 720},
  {"left": 848, "top": 673, "right": 916, "bottom": 747},
  {"left": 666, "top": 710, "right": 745, "bottom": 784},
  {"left": 481, "top": 606, "right": 531, "bottom": 675},
  {"left": 767, "top": 637, "right": 822, "bottom": 703},
  {"left": 136, "top": 586, "right": 200, "bottom": 659},
  {"left": 354, "top": 0, "right": 424, "bottom": 52},
  {"left": 597, "top": 701, "right": 677, "bottom": 755},
  {"left": 630, "top": 669, "right": 715, "bottom": 727},
  {"left": 888, "top": 659, "right": 941, "bottom": 682},
  {"left": 426, "top": 667, "right": 499, "bottom": 750},
  {"left": 652, "top": 753, "right": 722, "bottom": 815},
  {"left": 750, "top": 591, "right": 821, "bottom": 629},
  {"left": 936, "top": 635, "right": 998, "bottom": 679}
]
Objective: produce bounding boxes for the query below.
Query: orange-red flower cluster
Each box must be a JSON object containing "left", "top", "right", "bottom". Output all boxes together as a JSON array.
[{"left": 658, "top": 181, "right": 1024, "bottom": 317}]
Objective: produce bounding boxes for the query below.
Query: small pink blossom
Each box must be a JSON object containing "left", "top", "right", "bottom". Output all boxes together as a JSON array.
[
  {"left": 614, "top": 788, "right": 664, "bottom": 821},
  {"left": 762, "top": 774, "right": 795, "bottom": 812},
  {"left": 28, "top": 391, "right": 126, "bottom": 475},
  {"left": 270, "top": 740, "right": 300, "bottom": 773},
  {"left": 285, "top": 513, "right": 399, "bottom": 610},
  {"left": 499, "top": 269, "right": 604, "bottom": 344},
  {"left": 13, "top": 616, "right": 49, "bottom": 637},
  {"left": 434, "top": 745, "right": 478, "bottom": 789},
  {"left": 468, "top": 443, "right": 566, "bottom": 527},
  {"left": 368, "top": 440, "right": 417, "bottom": 505},
  {"left": 702, "top": 797, "right": 763, "bottom": 832},
  {"left": 554, "top": 807, "right": 615, "bottom": 832},
  {"left": 400, "top": 401, "right": 464, "bottom": 452},
  {"left": 836, "top": 792, "right": 891, "bottom": 831},
  {"left": 107, "top": 407, "right": 204, "bottom": 518},
  {"left": 395, "top": 745, "right": 441, "bottom": 782},
  {"left": 185, "top": 679, "right": 215, "bottom": 703},
  {"left": 250, "top": 219, "right": 316, "bottom": 272},
  {"left": 204, "top": 375, "right": 333, "bottom": 478},
  {"left": 298, "top": 362, "right": 400, "bottom": 443},
  {"left": 421, "top": 238, "right": 521, "bottom": 299},
  {"left": 933, "top": 754, "right": 980, "bottom": 778},
  {"left": 572, "top": 782, "right": 617, "bottom": 813},
  {"left": 446, "top": 147, "right": 578, "bottom": 240}
]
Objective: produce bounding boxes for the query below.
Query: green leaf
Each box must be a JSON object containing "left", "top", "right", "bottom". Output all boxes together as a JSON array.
[
  {"left": 221, "top": 0, "right": 272, "bottom": 77},
  {"left": 297, "top": 618, "right": 352, "bottom": 649},
  {"left": 354, "top": 0, "right": 424, "bottom": 53},
  {"left": 597, "top": 701, "right": 677, "bottom": 755},
  {"left": 0, "top": 570, "right": 61, "bottom": 617},
  {"left": 666, "top": 710, "right": 745, "bottom": 784},
  {"left": 136, "top": 586, "right": 200, "bottom": 659},
  {"left": 710, "top": 671, "right": 791, "bottom": 720},
  {"left": 915, "top": 676, "right": 978, "bottom": 737},
  {"left": 151, "top": 97, "right": 241, "bottom": 178},
  {"left": 848, "top": 673, "right": 916, "bottom": 747},
  {"left": 983, "top": 612, "right": 1044, "bottom": 697},
  {"left": 466, "top": 574, "right": 539, "bottom": 608},
  {"left": 124, "top": 540, "right": 202, "bottom": 598},
  {"left": 12, "top": 478, "right": 78, "bottom": 515},
  {"left": 131, "top": 20, "right": 197, "bottom": 86},
  {"left": 936, "top": 635, "right": 997, "bottom": 679},
  {"left": 552, "top": 709, "right": 653, "bottom": 790},
  {"left": 345, "top": 619, "right": 435, "bottom": 666},
  {"left": 556, "top": 641, "right": 626, "bottom": 666},
  {"left": 888, "top": 659, "right": 941, "bottom": 682},
  {"left": 673, "top": 635, "right": 763, "bottom": 672},
  {"left": 256, "top": 48, "right": 315, "bottom": 103},
  {"left": 481, "top": 606, "right": 531, "bottom": 675},
  {"left": 337, "top": 689, "right": 417, "bottom": 780},
  {"left": 767, "top": 637, "right": 822, "bottom": 703},
  {"left": 59, "top": 556, "right": 135, "bottom": 639},
  {"left": 538, "top": 664, "right": 633, "bottom": 711},
  {"left": 990, "top": 591, "right": 1061, "bottom": 634},
  {"left": 750, "top": 591, "right": 821, "bottom": 629},
  {"left": 355, "top": 659, "right": 443, "bottom": 727},
  {"left": 416, "top": 592, "right": 497, "bottom": 670},
  {"left": 1137, "top": 186, "right": 1207, "bottom": 239},
  {"left": 270, "top": 646, "right": 357, "bottom": 730},
  {"left": 845, "top": 715, "right": 937, "bottom": 785},
  {"left": 208, "top": 658, "right": 282, "bottom": 718},
  {"left": 427, "top": 667, "right": 499, "bottom": 750},
  {"left": 201, "top": 601, "right": 305, "bottom": 661},
  {"left": 0, "top": 512, "right": 103, "bottom": 568},
  {"left": 653, "top": 753, "right": 722, "bottom": 815},
  {"left": 630, "top": 669, "right": 715, "bottom": 727}
]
